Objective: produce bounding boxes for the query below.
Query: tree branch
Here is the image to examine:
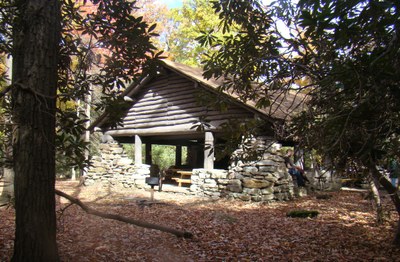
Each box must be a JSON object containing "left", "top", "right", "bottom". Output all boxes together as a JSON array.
[
  {"left": 55, "top": 189, "right": 193, "bottom": 239},
  {"left": 0, "top": 85, "right": 12, "bottom": 98}
]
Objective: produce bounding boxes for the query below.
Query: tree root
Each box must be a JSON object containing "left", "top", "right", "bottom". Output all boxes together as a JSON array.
[{"left": 55, "top": 189, "right": 193, "bottom": 239}]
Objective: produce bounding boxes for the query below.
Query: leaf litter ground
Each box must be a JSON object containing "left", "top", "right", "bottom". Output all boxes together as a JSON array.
[{"left": 1, "top": 180, "right": 399, "bottom": 261}]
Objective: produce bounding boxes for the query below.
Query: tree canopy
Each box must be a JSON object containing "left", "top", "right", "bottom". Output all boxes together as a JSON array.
[
  {"left": 164, "top": 0, "right": 229, "bottom": 66},
  {"left": 199, "top": 0, "right": 400, "bottom": 244},
  {"left": 200, "top": 0, "right": 400, "bottom": 171}
]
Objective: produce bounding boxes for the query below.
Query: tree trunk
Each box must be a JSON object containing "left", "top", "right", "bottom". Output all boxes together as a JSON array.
[
  {"left": 368, "top": 173, "right": 384, "bottom": 224},
  {"left": 80, "top": 91, "right": 92, "bottom": 180},
  {"left": 369, "top": 163, "right": 400, "bottom": 246},
  {"left": 11, "top": 0, "right": 61, "bottom": 261}
]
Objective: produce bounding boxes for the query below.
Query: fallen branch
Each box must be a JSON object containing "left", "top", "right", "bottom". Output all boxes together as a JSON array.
[{"left": 55, "top": 189, "right": 193, "bottom": 239}]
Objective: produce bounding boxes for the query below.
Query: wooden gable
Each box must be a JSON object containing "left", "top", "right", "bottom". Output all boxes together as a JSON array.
[{"left": 105, "top": 69, "right": 256, "bottom": 139}]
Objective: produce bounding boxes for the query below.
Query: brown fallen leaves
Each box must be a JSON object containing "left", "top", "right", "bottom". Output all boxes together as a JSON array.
[{"left": 1, "top": 180, "right": 399, "bottom": 261}]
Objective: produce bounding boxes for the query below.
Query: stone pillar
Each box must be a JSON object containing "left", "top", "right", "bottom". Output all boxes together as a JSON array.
[
  {"left": 175, "top": 145, "right": 182, "bottom": 167},
  {"left": 145, "top": 143, "right": 152, "bottom": 165},
  {"left": 135, "top": 135, "right": 142, "bottom": 165},
  {"left": 204, "top": 131, "right": 214, "bottom": 170}
]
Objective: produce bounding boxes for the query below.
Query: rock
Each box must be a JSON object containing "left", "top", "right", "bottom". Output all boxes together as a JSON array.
[
  {"left": 243, "top": 166, "right": 258, "bottom": 174},
  {"left": 226, "top": 180, "right": 242, "bottom": 193},
  {"left": 263, "top": 174, "right": 278, "bottom": 183},
  {"left": 261, "top": 194, "right": 275, "bottom": 201},
  {"left": 217, "top": 178, "right": 230, "bottom": 185},
  {"left": 242, "top": 178, "right": 272, "bottom": 189},
  {"left": 201, "top": 184, "right": 218, "bottom": 191},
  {"left": 111, "top": 148, "right": 124, "bottom": 154},
  {"left": 190, "top": 184, "right": 199, "bottom": 192},
  {"left": 205, "top": 179, "right": 217, "bottom": 185},
  {"left": 243, "top": 188, "right": 261, "bottom": 195},
  {"left": 199, "top": 172, "right": 210, "bottom": 179},
  {"left": 211, "top": 170, "right": 228, "bottom": 179},
  {"left": 114, "top": 157, "right": 133, "bottom": 166},
  {"left": 251, "top": 195, "right": 263, "bottom": 202},
  {"left": 256, "top": 160, "right": 276, "bottom": 166},
  {"left": 258, "top": 166, "right": 277, "bottom": 172},
  {"left": 93, "top": 167, "right": 106, "bottom": 173},
  {"left": 239, "top": 195, "right": 251, "bottom": 201},
  {"left": 191, "top": 175, "right": 201, "bottom": 183},
  {"left": 261, "top": 187, "right": 274, "bottom": 195}
]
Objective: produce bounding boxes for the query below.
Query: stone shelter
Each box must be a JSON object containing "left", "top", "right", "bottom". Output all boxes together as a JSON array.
[{"left": 88, "top": 59, "right": 304, "bottom": 202}]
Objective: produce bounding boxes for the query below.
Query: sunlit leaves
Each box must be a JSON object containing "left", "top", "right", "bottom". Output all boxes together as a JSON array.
[{"left": 165, "top": 0, "right": 229, "bottom": 66}]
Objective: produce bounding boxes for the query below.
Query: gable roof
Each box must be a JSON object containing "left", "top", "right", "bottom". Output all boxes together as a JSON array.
[
  {"left": 159, "top": 59, "right": 306, "bottom": 120},
  {"left": 90, "top": 59, "right": 305, "bottom": 132}
]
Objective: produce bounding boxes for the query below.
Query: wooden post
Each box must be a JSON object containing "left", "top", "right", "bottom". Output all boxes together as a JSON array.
[
  {"left": 204, "top": 132, "right": 214, "bottom": 170},
  {"left": 145, "top": 143, "right": 152, "bottom": 165},
  {"left": 135, "top": 135, "right": 142, "bottom": 165},
  {"left": 175, "top": 145, "right": 182, "bottom": 167}
]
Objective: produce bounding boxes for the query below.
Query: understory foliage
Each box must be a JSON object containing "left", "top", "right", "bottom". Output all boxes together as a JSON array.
[
  {"left": 123, "top": 144, "right": 187, "bottom": 170},
  {"left": 0, "top": 0, "right": 162, "bottom": 169}
]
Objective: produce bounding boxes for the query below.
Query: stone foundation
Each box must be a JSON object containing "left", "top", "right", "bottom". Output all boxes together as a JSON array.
[{"left": 87, "top": 137, "right": 296, "bottom": 202}]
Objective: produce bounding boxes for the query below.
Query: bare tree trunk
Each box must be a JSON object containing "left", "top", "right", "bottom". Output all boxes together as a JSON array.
[
  {"left": 369, "top": 163, "right": 400, "bottom": 246},
  {"left": 368, "top": 172, "right": 384, "bottom": 224},
  {"left": 11, "top": 0, "right": 61, "bottom": 260},
  {"left": 79, "top": 90, "right": 92, "bottom": 185}
]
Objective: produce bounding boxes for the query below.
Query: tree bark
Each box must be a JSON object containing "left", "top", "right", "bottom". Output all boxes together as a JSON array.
[
  {"left": 368, "top": 173, "right": 384, "bottom": 224},
  {"left": 369, "top": 163, "right": 400, "bottom": 246},
  {"left": 55, "top": 189, "right": 193, "bottom": 238},
  {"left": 11, "top": 0, "right": 61, "bottom": 261}
]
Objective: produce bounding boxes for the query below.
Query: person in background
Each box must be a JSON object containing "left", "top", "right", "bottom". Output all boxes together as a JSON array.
[{"left": 284, "top": 149, "right": 308, "bottom": 187}]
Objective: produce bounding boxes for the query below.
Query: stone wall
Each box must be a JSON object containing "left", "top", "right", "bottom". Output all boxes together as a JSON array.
[
  {"left": 87, "top": 137, "right": 296, "bottom": 202},
  {"left": 189, "top": 136, "right": 295, "bottom": 202},
  {"left": 85, "top": 142, "right": 150, "bottom": 188}
]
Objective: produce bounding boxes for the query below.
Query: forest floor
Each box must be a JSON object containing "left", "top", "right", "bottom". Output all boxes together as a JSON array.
[{"left": 1, "top": 180, "right": 399, "bottom": 261}]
